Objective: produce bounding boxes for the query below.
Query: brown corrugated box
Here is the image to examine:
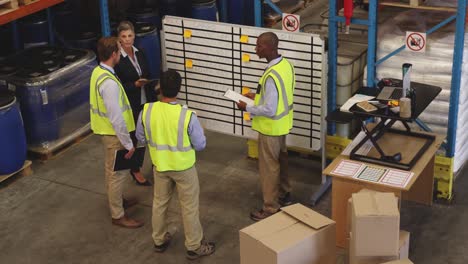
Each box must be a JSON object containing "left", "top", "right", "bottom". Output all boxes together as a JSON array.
[
  {"left": 349, "top": 230, "right": 410, "bottom": 264},
  {"left": 381, "top": 259, "right": 414, "bottom": 264},
  {"left": 239, "top": 203, "right": 336, "bottom": 264},
  {"left": 351, "top": 191, "right": 400, "bottom": 256}
]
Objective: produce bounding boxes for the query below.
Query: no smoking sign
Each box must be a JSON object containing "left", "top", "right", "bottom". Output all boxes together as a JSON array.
[
  {"left": 282, "top": 13, "right": 300, "bottom": 32},
  {"left": 406, "top": 31, "right": 426, "bottom": 53}
]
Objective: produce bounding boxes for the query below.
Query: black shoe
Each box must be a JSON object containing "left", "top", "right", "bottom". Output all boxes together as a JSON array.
[
  {"left": 130, "top": 171, "right": 152, "bottom": 186},
  {"left": 250, "top": 209, "right": 278, "bottom": 222},
  {"left": 154, "top": 232, "right": 172, "bottom": 253},
  {"left": 279, "top": 192, "right": 293, "bottom": 207}
]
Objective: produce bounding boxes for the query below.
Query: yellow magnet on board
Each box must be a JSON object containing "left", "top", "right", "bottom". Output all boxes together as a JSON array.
[
  {"left": 184, "top": 30, "right": 192, "bottom": 38},
  {"left": 240, "top": 35, "right": 249, "bottom": 43},
  {"left": 243, "top": 112, "right": 251, "bottom": 121},
  {"left": 242, "top": 87, "right": 250, "bottom": 95},
  {"left": 242, "top": 54, "right": 250, "bottom": 62},
  {"left": 185, "top": 59, "right": 193, "bottom": 68}
]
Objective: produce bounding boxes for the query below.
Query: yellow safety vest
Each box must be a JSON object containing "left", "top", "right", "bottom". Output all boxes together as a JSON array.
[
  {"left": 142, "top": 102, "right": 195, "bottom": 172},
  {"left": 251, "top": 58, "right": 295, "bottom": 136},
  {"left": 89, "top": 66, "right": 135, "bottom": 135}
]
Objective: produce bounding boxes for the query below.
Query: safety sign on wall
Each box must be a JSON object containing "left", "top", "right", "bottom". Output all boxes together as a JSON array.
[
  {"left": 282, "top": 13, "right": 300, "bottom": 32},
  {"left": 405, "top": 31, "right": 426, "bottom": 53}
]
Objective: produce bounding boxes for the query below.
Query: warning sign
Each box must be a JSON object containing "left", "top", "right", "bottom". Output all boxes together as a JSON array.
[
  {"left": 282, "top": 13, "right": 300, "bottom": 32},
  {"left": 406, "top": 31, "right": 426, "bottom": 53}
]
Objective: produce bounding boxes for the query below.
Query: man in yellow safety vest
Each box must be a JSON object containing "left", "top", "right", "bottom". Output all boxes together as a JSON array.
[
  {"left": 136, "top": 70, "right": 215, "bottom": 260},
  {"left": 237, "top": 32, "right": 295, "bottom": 221},
  {"left": 90, "top": 37, "right": 143, "bottom": 228}
]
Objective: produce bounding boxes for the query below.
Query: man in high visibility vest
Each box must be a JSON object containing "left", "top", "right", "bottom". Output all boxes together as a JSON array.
[
  {"left": 136, "top": 70, "right": 215, "bottom": 259},
  {"left": 237, "top": 32, "right": 295, "bottom": 221},
  {"left": 90, "top": 37, "right": 143, "bottom": 228}
]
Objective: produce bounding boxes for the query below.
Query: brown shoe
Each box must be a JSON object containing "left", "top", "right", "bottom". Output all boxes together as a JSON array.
[
  {"left": 186, "top": 240, "right": 216, "bottom": 260},
  {"left": 112, "top": 216, "right": 144, "bottom": 229},
  {"left": 250, "top": 209, "right": 278, "bottom": 221},
  {"left": 123, "top": 198, "right": 138, "bottom": 209}
]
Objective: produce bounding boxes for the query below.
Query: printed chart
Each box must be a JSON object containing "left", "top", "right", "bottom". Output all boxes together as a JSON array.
[{"left": 331, "top": 160, "right": 414, "bottom": 188}]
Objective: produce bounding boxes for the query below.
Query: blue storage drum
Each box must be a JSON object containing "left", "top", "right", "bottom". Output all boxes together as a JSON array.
[
  {"left": 160, "top": 0, "right": 191, "bottom": 19},
  {"left": 64, "top": 31, "right": 99, "bottom": 55},
  {"left": 19, "top": 13, "right": 49, "bottom": 49},
  {"left": 0, "top": 91, "right": 27, "bottom": 174},
  {"left": 192, "top": 0, "right": 219, "bottom": 21},
  {"left": 128, "top": 7, "right": 160, "bottom": 28},
  {"left": 134, "top": 22, "right": 160, "bottom": 80},
  {"left": 0, "top": 63, "right": 19, "bottom": 92},
  {"left": 52, "top": 3, "right": 75, "bottom": 38},
  {"left": 0, "top": 23, "right": 14, "bottom": 60},
  {"left": 3, "top": 47, "right": 96, "bottom": 146}
]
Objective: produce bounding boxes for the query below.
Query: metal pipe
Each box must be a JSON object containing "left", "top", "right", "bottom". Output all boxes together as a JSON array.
[
  {"left": 366, "top": 0, "right": 378, "bottom": 88},
  {"left": 447, "top": 0, "right": 466, "bottom": 157},
  {"left": 99, "top": 0, "right": 111, "bottom": 37},
  {"left": 255, "top": 0, "right": 262, "bottom": 27},
  {"left": 327, "top": 0, "right": 338, "bottom": 134},
  {"left": 46, "top": 8, "right": 54, "bottom": 45}
]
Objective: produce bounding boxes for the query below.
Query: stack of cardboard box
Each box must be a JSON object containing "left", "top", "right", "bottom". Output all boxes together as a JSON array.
[{"left": 348, "top": 189, "right": 413, "bottom": 264}]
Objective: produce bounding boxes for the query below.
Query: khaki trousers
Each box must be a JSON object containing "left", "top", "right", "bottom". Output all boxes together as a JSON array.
[
  {"left": 258, "top": 134, "right": 291, "bottom": 213},
  {"left": 152, "top": 166, "right": 203, "bottom": 251},
  {"left": 101, "top": 135, "right": 126, "bottom": 219}
]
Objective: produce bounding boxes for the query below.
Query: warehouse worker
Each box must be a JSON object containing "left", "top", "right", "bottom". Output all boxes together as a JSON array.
[
  {"left": 90, "top": 37, "right": 143, "bottom": 229},
  {"left": 236, "top": 32, "right": 295, "bottom": 221},
  {"left": 136, "top": 70, "right": 215, "bottom": 260}
]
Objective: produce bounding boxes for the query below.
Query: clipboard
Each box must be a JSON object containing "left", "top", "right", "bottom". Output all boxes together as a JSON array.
[{"left": 113, "top": 147, "right": 146, "bottom": 171}]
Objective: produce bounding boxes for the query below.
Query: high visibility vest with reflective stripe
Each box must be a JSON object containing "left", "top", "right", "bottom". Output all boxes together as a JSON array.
[
  {"left": 89, "top": 66, "right": 135, "bottom": 135},
  {"left": 142, "top": 102, "right": 195, "bottom": 172},
  {"left": 252, "top": 58, "right": 295, "bottom": 136}
]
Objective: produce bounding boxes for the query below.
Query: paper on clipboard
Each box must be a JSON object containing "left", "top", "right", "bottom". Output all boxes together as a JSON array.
[{"left": 224, "top": 90, "right": 254, "bottom": 106}]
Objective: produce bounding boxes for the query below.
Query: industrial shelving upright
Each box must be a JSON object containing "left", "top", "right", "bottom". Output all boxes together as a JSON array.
[{"left": 327, "top": 0, "right": 467, "bottom": 199}]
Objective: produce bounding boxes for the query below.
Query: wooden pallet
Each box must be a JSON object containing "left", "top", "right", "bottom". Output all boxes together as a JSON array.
[
  {"left": 0, "top": 160, "right": 33, "bottom": 183},
  {"left": 0, "top": 0, "right": 18, "bottom": 15},
  {"left": 29, "top": 129, "right": 92, "bottom": 162},
  {"left": 18, "top": 0, "right": 38, "bottom": 5}
]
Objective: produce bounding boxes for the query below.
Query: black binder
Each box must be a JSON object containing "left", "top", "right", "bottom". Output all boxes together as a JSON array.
[{"left": 113, "top": 147, "right": 146, "bottom": 171}]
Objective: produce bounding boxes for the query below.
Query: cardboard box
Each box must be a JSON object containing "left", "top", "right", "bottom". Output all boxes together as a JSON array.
[
  {"left": 381, "top": 259, "right": 414, "bottom": 264},
  {"left": 349, "top": 231, "right": 410, "bottom": 264},
  {"left": 351, "top": 191, "right": 400, "bottom": 256},
  {"left": 347, "top": 190, "right": 401, "bottom": 245},
  {"left": 240, "top": 204, "right": 336, "bottom": 264}
]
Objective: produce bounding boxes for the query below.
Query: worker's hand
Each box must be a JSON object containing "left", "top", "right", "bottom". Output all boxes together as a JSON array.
[
  {"left": 244, "top": 93, "right": 256, "bottom": 100},
  {"left": 124, "top": 147, "right": 135, "bottom": 159},
  {"left": 236, "top": 100, "right": 247, "bottom": 111},
  {"left": 134, "top": 78, "right": 149, "bottom": 88}
]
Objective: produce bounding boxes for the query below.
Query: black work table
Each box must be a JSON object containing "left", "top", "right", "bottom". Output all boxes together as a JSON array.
[{"left": 329, "top": 82, "right": 442, "bottom": 170}]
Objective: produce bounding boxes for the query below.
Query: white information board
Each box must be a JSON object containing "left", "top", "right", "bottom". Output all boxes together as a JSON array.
[{"left": 162, "top": 16, "right": 326, "bottom": 151}]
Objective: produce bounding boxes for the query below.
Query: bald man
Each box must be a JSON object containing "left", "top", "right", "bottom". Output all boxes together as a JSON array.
[{"left": 237, "top": 32, "right": 296, "bottom": 221}]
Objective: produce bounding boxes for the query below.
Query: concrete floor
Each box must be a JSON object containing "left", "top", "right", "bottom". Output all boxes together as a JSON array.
[{"left": 0, "top": 130, "right": 467, "bottom": 264}]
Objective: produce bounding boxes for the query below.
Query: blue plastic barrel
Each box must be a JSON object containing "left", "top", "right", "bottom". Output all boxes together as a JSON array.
[
  {"left": 227, "top": 0, "right": 243, "bottom": 24},
  {"left": 15, "top": 68, "right": 62, "bottom": 144},
  {"left": 52, "top": 3, "right": 75, "bottom": 37},
  {"left": 0, "top": 64, "right": 18, "bottom": 92},
  {"left": 20, "top": 13, "right": 49, "bottom": 49},
  {"left": 192, "top": 0, "right": 218, "bottom": 21},
  {"left": 0, "top": 23, "right": 14, "bottom": 59},
  {"left": 134, "top": 23, "right": 160, "bottom": 80},
  {"left": 160, "top": 0, "right": 191, "bottom": 19},
  {"left": 0, "top": 92, "right": 27, "bottom": 174},
  {"left": 128, "top": 7, "right": 160, "bottom": 28},
  {"left": 65, "top": 31, "right": 99, "bottom": 54}
]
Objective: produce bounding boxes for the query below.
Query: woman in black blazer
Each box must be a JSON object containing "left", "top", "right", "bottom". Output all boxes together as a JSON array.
[{"left": 114, "top": 21, "right": 154, "bottom": 186}]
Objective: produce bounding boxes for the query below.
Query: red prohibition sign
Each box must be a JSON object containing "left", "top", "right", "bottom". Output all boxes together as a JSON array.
[
  {"left": 406, "top": 33, "right": 425, "bottom": 51},
  {"left": 283, "top": 15, "right": 299, "bottom": 32}
]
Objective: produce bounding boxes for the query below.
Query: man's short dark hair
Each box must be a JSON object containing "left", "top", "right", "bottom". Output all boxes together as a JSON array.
[
  {"left": 97, "top": 37, "right": 119, "bottom": 62},
  {"left": 160, "top": 69, "right": 182, "bottom": 98}
]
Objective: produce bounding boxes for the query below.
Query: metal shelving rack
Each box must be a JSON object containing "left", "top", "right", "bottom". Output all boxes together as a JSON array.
[{"left": 327, "top": 0, "right": 467, "bottom": 197}]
